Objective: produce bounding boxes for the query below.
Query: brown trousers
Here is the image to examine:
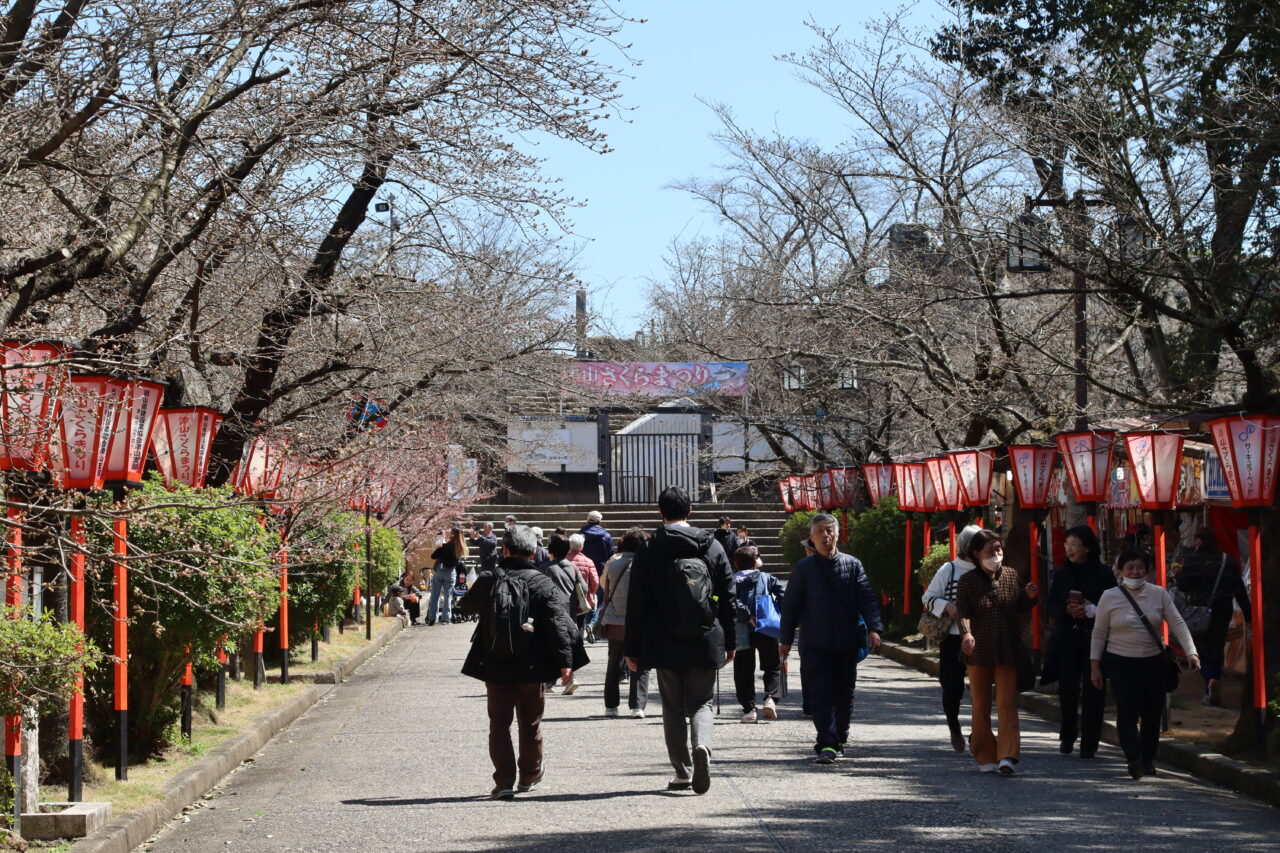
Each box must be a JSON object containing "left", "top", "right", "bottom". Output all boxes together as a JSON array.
[
  {"left": 967, "top": 664, "right": 1021, "bottom": 765},
  {"left": 486, "top": 681, "right": 546, "bottom": 788}
]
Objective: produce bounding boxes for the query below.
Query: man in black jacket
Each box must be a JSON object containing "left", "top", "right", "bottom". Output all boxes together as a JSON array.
[
  {"left": 779, "top": 513, "right": 883, "bottom": 765},
  {"left": 460, "top": 525, "right": 574, "bottom": 800},
  {"left": 625, "top": 486, "right": 735, "bottom": 794}
]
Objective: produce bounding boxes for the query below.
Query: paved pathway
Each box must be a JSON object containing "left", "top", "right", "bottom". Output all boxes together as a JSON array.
[{"left": 144, "top": 623, "right": 1280, "bottom": 852}]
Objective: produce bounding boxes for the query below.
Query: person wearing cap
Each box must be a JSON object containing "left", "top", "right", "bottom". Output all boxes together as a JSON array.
[{"left": 578, "top": 510, "right": 615, "bottom": 574}]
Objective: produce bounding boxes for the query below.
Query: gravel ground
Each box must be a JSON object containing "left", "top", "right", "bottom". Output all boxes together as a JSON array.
[{"left": 142, "top": 622, "right": 1280, "bottom": 853}]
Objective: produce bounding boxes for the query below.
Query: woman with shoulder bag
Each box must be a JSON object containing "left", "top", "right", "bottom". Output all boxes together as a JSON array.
[
  {"left": 1091, "top": 549, "right": 1200, "bottom": 779},
  {"left": 956, "top": 529, "right": 1040, "bottom": 776},
  {"left": 599, "top": 527, "right": 649, "bottom": 718},
  {"left": 920, "top": 524, "right": 981, "bottom": 752}
]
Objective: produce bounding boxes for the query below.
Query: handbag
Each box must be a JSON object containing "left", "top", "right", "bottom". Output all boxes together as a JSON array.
[
  {"left": 570, "top": 564, "right": 592, "bottom": 619},
  {"left": 753, "top": 582, "right": 782, "bottom": 639},
  {"left": 1117, "top": 585, "right": 1182, "bottom": 693},
  {"left": 1173, "top": 555, "right": 1225, "bottom": 636},
  {"left": 917, "top": 563, "right": 958, "bottom": 643}
]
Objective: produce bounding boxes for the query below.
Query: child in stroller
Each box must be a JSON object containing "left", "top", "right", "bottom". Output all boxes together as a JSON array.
[{"left": 451, "top": 564, "right": 476, "bottom": 623}]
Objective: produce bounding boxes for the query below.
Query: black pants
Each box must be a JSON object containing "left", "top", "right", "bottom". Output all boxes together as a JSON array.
[
  {"left": 1105, "top": 652, "right": 1165, "bottom": 764},
  {"left": 604, "top": 637, "right": 649, "bottom": 710},
  {"left": 801, "top": 646, "right": 858, "bottom": 750},
  {"left": 938, "top": 634, "right": 965, "bottom": 728},
  {"left": 734, "top": 630, "right": 781, "bottom": 711},
  {"left": 1058, "top": 632, "right": 1105, "bottom": 752},
  {"left": 1198, "top": 607, "right": 1233, "bottom": 684}
]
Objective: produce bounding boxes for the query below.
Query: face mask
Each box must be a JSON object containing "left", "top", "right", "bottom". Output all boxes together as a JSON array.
[
  {"left": 1122, "top": 576, "right": 1146, "bottom": 589},
  {"left": 981, "top": 556, "right": 1002, "bottom": 572}
]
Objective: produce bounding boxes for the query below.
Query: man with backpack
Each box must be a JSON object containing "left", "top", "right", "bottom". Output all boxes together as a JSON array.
[
  {"left": 459, "top": 525, "right": 575, "bottom": 800},
  {"left": 779, "top": 513, "right": 883, "bottom": 765},
  {"left": 625, "top": 486, "right": 735, "bottom": 795}
]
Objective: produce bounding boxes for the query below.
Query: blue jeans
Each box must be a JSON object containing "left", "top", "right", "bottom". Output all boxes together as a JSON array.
[{"left": 429, "top": 570, "right": 455, "bottom": 623}]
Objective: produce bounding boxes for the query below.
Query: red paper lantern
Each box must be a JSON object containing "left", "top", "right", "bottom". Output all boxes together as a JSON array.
[
  {"left": 152, "top": 407, "right": 223, "bottom": 489},
  {"left": 828, "top": 467, "right": 858, "bottom": 506},
  {"left": 1122, "top": 431, "right": 1184, "bottom": 510},
  {"left": 802, "top": 474, "right": 819, "bottom": 511},
  {"left": 816, "top": 470, "right": 838, "bottom": 510},
  {"left": 892, "top": 463, "right": 916, "bottom": 512},
  {"left": 1055, "top": 430, "right": 1115, "bottom": 504},
  {"left": 54, "top": 375, "right": 127, "bottom": 491},
  {"left": 777, "top": 478, "right": 794, "bottom": 513},
  {"left": 1207, "top": 415, "right": 1280, "bottom": 507},
  {"left": 101, "top": 379, "right": 166, "bottom": 484},
  {"left": 925, "top": 456, "right": 962, "bottom": 511},
  {"left": 232, "top": 433, "right": 289, "bottom": 499},
  {"left": 0, "top": 340, "right": 71, "bottom": 473},
  {"left": 1008, "top": 445, "right": 1057, "bottom": 509},
  {"left": 949, "top": 449, "right": 995, "bottom": 508},
  {"left": 862, "top": 463, "right": 894, "bottom": 506},
  {"left": 366, "top": 474, "right": 395, "bottom": 515},
  {"left": 908, "top": 463, "right": 936, "bottom": 512}
]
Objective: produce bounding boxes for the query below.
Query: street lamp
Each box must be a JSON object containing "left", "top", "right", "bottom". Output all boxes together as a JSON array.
[
  {"left": 51, "top": 374, "right": 126, "bottom": 801},
  {"left": 829, "top": 467, "right": 859, "bottom": 509},
  {"left": 100, "top": 377, "right": 166, "bottom": 781},
  {"left": 1054, "top": 430, "right": 1116, "bottom": 531},
  {"left": 907, "top": 462, "right": 937, "bottom": 551},
  {"left": 1008, "top": 445, "right": 1057, "bottom": 659},
  {"left": 0, "top": 340, "right": 69, "bottom": 825},
  {"left": 1206, "top": 414, "right": 1280, "bottom": 757},
  {"left": 816, "top": 469, "right": 838, "bottom": 510},
  {"left": 925, "top": 456, "right": 963, "bottom": 559}
]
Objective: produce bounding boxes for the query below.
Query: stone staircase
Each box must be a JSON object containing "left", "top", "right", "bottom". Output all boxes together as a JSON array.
[{"left": 467, "top": 501, "right": 795, "bottom": 577}]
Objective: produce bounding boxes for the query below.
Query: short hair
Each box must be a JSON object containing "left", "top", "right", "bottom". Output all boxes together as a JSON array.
[
  {"left": 1195, "top": 527, "right": 1219, "bottom": 552},
  {"left": 658, "top": 486, "right": 691, "bottom": 521},
  {"left": 587, "top": 510, "right": 603, "bottom": 523},
  {"left": 568, "top": 532, "right": 585, "bottom": 551},
  {"left": 619, "top": 526, "right": 646, "bottom": 553},
  {"left": 719, "top": 515, "right": 732, "bottom": 526},
  {"left": 389, "top": 584, "right": 404, "bottom": 596},
  {"left": 502, "top": 524, "right": 537, "bottom": 557},
  {"left": 1064, "top": 525, "right": 1102, "bottom": 563},
  {"left": 733, "top": 544, "right": 759, "bottom": 571},
  {"left": 965, "top": 529, "right": 1003, "bottom": 563},
  {"left": 809, "top": 513, "right": 839, "bottom": 534},
  {"left": 548, "top": 533, "right": 570, "bottom": 560},
  {"left": 1114, "top": 548, "right": 1152, "bottom": 573},
  {"left": 482, "top": 521, "right": 493, "bottom": 531},
  {"left": 955, "top": 525, "right": 983, "bottom": 560},
  {"left": 530, "top": 526, "right": 544, "bottom": 542},
  {"left": 504, "top": 514, "right": 518, "bottom": 525}
]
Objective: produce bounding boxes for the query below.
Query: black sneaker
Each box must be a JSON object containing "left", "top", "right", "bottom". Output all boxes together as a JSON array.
[
  {"left": 489, "top": 786, "right": 515, "bottom": 800},
  {"left": 691, "top": 746, "right": 711, "bottom": 794},
  {"left": 517, "top": 769, "right": 544, "bottom": 793},
  {"left": 667, "top": 776, "right": 692, "bottom": 791},
  {"left": 1127, "top": 760, "right": 1144, "bottom": 780},
  {"left": 814, "top": 748, "right": 838, "bottom": 765},
  {"left": 1142, "top": 763, "right": 1158, "bottom": 777},
  {"left": 1059, "top": 742, "right": 1073, "bottom": 755}
]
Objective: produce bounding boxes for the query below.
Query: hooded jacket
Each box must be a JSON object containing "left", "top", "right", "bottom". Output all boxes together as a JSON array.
[
  {"left": 624, "top": 523, "right": 735, "bottom": 671},
  {"left": 459, "top": 556, "right": 575, "bottom": 684},
  {"left": 578, "top": 523, "right": 615, "bottom": 571}
]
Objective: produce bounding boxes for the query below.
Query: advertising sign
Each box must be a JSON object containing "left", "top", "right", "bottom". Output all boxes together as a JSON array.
[{"left": 570, "top": 362, "right": 749, "bottom": 397}]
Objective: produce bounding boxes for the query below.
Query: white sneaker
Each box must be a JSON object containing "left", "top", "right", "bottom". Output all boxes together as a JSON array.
[
  {"left": 761, "top": 698, "right": 778, "bottom": 720},
  {"left": 741, "top": 709, "right": 758, "bottom": 723},
  {"left": 978, "top": 763, "right": 999, "bottom": 773},
  {"left": 604, "top": 707, "right": 618, "bottom": 717},
  {"left": 563, "top": 679, "right": 580, "bottom": 695},
  {"left": 630, "top": 708, "right": 645, "bottom": 719},
  {"left": 998, "top": 758, "right": 1016, "bottom": 776}
]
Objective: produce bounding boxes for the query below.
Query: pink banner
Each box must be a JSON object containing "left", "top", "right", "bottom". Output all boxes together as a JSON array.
[{"left": 569, "top": 362, "right": 748, "bottom": 397}]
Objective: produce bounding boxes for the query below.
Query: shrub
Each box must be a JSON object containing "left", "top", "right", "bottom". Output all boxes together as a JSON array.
[
  {"left": 915, "top": 542, "right": 954, "bottom": 591},
  {"left": 282, "top": 511, "right": 364, "bottom": 650},
  {"left": 0, "top": 605, "right": 98, "bottom": 719},
  {"left": 844, "top": 497, "right": 905, "bottom": 600},
  {"left": 84, "top": 475, "right": 281, "bottom": 761}
]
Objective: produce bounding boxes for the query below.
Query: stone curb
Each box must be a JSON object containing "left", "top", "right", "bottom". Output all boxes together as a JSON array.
[
  {"left": 878, "top": 640, "right": 1280, "bottom": 809},
  {"left": 67, "top": 619, "right": 405, "bottom": 853}
]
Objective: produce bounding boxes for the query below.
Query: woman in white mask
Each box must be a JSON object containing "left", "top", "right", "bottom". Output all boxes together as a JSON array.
[
  {"left": 956, "top": 528, "right": 1040, "bottom": 775},
  {"left": 1090, "top": 549, "right": 1199, "bottom": 780}
]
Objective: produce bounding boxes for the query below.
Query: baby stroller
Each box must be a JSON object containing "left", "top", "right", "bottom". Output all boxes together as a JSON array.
[{"left": 451, "top": 563, "right": 478, "bottom": 623}]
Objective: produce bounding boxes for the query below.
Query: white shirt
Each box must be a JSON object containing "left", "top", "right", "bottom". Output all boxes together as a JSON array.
[
  {"left": 922, "top": 558, "right": 975, "bottom": 635},
  {"left": 1091, "top": 582, "right": 1197, "bottom": 660}
]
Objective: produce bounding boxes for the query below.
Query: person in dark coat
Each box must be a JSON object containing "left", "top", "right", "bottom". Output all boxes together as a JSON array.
[
  {"left": 625, "top": 486, "right": 735, "bottom": 795},
  {"left": 578, "top": 511, "right": 615, "bottom": 574},
  {"left": 459, "top": 525, "right": 574, "bottom": 800},
  {"left": 1173, "top": 527, "right": 1251, "bottom": 706},
  {"left": 1041, "top": 525, "right": 1115, "bottom": 758},
  {"left": 779, "top": 513, "right": 883, "bottom": 765},
  {"left": 714, "top": 516, "right": 741, "bottom": 559}
]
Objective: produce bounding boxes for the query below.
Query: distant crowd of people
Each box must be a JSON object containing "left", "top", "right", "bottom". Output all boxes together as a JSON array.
[{"left": 405, "top": 490, "right": 1248, "bottom": 799}]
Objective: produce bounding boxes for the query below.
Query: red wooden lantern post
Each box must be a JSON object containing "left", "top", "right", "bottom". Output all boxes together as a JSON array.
[
  {"left": 353, "top": 473, "right": 395, "bottom": 640},
  {"left": 153, "top": 407, "right": 222, "bottom": 730},
  {"left": 1008, "top": 445, "right": 1057, "bottom": 657},
  {"left": 925, "top": 456, "right": 963, "bottom": 559},
  {"left": 1122, "top": 431, "right": 1184, "bottom": 596},
  {"left": 1207, "top": 414, "right": 1280, "bottom": 756},
  {"left": 231, "top": 433, "right": 288, "bottom": 686},
  {"left": 0, "top": 340, "right": 70, "bottom": 813},
  {"left": 893, "top": 462, "right": 918, "bottom": 616},
  {"left": 52, "top": 374, "right": 126, "bottom": 799},
  {"left": 101, "top": 378, "right": 166, "bottom": 780},
  {"left": 1055, "top": 430, "right": 1116, "bottom": 532}
]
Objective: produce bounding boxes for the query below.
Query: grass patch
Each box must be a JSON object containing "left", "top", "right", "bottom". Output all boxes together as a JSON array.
[{"left": 281, "top": 617, "right": 398, "bottom": 675}]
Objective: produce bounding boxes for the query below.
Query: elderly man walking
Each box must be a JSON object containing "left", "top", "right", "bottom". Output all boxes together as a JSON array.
[
  {"left": 625, "top": 486, "right": 735, "bottom": 794},
  {"left": 459, "top": 525, "right": 575, "bottom": 800},
  {"left": 780, "top": 513, "right": 883, "bottom": 764}
]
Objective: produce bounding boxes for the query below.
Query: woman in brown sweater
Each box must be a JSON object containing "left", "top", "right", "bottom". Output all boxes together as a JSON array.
[{"left": 957, "top": 528, "right": 1040, "bottom": 775}]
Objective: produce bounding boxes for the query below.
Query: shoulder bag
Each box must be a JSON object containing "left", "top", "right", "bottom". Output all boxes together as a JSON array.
[
  {"left": 1173, "top": 555, "right": 1225, "bottom": 636},
  {"left": 917, "top": 562, "right": 957, "bottom": 643},
  {"left": 1117, "top": 585, "right": 1182, "bottom": 693}
]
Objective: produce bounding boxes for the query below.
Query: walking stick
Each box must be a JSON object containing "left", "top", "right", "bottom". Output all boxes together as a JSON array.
[
  {"left": 715, "top": 667, "right": 721, "bottom": 715},
  {"left": 781, "top": 657, "right": 789, "bottom": 699}
]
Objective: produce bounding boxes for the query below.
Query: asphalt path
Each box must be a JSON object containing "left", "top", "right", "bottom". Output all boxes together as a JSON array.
[{"left": 143, "top": 621, "right": 1280, "bottom": 852}]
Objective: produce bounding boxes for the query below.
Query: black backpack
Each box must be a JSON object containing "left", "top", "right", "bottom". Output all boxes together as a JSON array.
[
  {"left": 666, "top": 548, "right": 717, "bottom": 640},
  {"left": 485, "top": 567, "right": 534, "bottom": 660}
]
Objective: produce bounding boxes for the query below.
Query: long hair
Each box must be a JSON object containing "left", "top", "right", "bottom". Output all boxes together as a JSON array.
[{"left": 451, "top": 528, "right": 469, "bottom": 559}]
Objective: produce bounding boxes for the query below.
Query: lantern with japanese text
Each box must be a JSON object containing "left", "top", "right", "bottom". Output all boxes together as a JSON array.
[
  {"left": 777, "top": 478, "right": 794, "bottom": 513},
  {"left": 816, "top": 469, "right": 838, "bottom": 510},
  {"left": 892, "top": 462, "right": 919, "bottom": 615},
  {"left": 949, "top": 448, "right": 995, "bottom": 514},
  {"left": 829, "top": 466, "right": 858, "bottom": 507},
  {"left": 0, "top": 340, "right": 70, "bottom": 473},
  {"left": 1122, "top": 431, "right": 1184, "bottom": 595},
  {"left": 152, "top": 407, "right": 222, "bottom": 489},
  {"left": 862, "top": 463, "right": 894, "bottom": 506},
  {"left": 1008, "top": 445, "right": 1058, "bottom": 655},
  {"left": 925, "top": 456, "right": 963, "bottom": 559},
  {"left": 231, "top": 433, "right": 289, "bottom": 499},
  {"left": 1207, "top": 414, "right": 1280, "bottom": 754},
  {"left": 1054, "top": 430, "right": 1116, "bottom": 529}
]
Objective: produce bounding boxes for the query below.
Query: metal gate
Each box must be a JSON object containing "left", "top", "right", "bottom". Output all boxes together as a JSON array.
[{"left": 610, "top": 433, "right": 701, "bottom": 504}]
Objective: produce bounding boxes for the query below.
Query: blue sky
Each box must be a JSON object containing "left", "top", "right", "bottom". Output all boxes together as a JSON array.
[{"left": 536, "top": 1, "right": 933, "bottom": 335}]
